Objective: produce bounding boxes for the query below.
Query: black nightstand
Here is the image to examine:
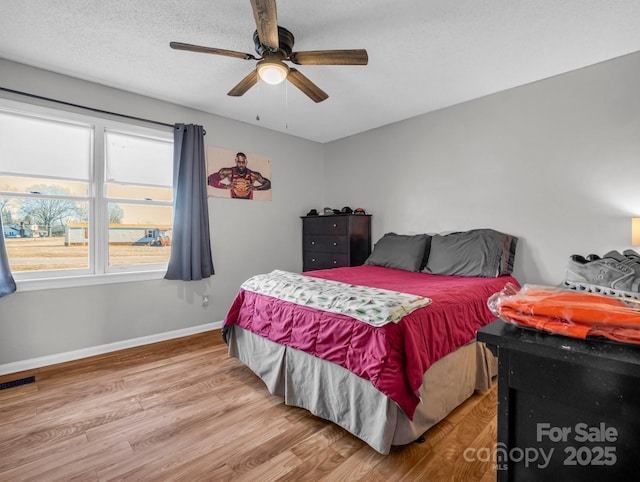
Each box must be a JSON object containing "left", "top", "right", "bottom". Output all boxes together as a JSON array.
[
  {"left": 477, "top": 320, "right": 640, "bottom": 481},
  {"left": 301, "top": 214, "right": 371, "bottom": 271}
]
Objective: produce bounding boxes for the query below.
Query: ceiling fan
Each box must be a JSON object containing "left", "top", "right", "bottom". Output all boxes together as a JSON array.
[{"left": 170, "top": 0, "right": 368, "bottom": 103}]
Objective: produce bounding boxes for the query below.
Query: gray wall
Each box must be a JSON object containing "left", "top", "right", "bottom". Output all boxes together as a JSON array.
[
  {"left": 324, "top": 51, "right": 640, "bottom": 285},
  {"left": 0, "top": 59, "right": 324, "bottom": 367}
]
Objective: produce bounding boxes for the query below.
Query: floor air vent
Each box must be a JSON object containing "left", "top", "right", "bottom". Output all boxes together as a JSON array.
[{"left": 0, "top": 376, "right": 36, "bottom": 391}]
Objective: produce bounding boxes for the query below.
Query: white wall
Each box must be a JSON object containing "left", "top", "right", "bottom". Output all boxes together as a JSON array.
[
  {"left": 0, "top": 59, "right": 324, "bottom": 368},
  {"left": 324, "top": 51, "right": 640, "bottom": 285}
]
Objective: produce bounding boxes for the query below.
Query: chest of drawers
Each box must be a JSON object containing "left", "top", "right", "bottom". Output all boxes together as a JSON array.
[{"left": 301, "top": 214, "right": 371, "bottom": 271}]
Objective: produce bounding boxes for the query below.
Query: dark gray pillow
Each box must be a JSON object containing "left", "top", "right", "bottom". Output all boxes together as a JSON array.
[
  {"left": 365, "top": 233, "right": 429, "bottom": 272},
  {"left": 424, "top": 229, "right": 518, "bottom": 277}
]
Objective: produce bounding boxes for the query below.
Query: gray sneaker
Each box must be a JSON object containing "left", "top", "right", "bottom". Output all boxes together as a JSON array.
[
  {"left": 623, "top": 249, "right": 640, "bottom": 261},
  {"left": 604, "top": 250, "right": 640, "bottom": 268},
  {"left": 563, "top": 251, "right": 640, "bottom": 299}
]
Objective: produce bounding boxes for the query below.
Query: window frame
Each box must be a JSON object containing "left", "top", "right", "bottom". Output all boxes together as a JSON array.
[{"left": 0, "top": 98, "right": 174, "bottom": 292}]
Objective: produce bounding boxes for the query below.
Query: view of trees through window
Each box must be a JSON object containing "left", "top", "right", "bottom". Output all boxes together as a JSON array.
[
  {"left": 0, "top": 101, "right": 174, "bottom": 278},
  {"left": 1, "top": 179, "right": 90, "bottom": 271},
  {"left": 2, "top": 184, "right": 171, "bottom": 272},
  {"left": 2, "top": 184, "right": 102, "bottom": 234}
]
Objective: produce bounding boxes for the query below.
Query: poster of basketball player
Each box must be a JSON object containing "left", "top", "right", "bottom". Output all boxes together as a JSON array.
[{"left": 206, "top": 146, "right": 272, "bottom": 201}]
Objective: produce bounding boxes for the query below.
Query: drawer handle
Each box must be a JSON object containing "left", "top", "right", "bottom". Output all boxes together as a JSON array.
[
  {"left": 333, "top": 260, "right": 337, "bottom": 264},
  {"left": 333, "top": 242, "right": 337, "bottom": 246},
  {"left": 311, "top": 241, "right": 315, "bottom": 245},
  {"left": 312, "top": 258, "right": 316, "bottom": 262},
  {"left": 332, "top": 223, "right": 337, "bottom": 228}
]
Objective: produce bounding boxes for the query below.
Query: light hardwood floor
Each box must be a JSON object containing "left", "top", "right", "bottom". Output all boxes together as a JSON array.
[{"left": 0, "top": 331, "right": 498, "bottom": 481}]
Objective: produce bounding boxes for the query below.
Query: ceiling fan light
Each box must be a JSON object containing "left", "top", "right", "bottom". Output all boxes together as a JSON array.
[{"left": 257, "top": 60, "right": 289, "bottom": 85}]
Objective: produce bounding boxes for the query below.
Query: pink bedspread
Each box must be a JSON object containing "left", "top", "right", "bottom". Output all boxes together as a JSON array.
[{"left": 224, "top": 265, "right": 519, "bottom": 419}]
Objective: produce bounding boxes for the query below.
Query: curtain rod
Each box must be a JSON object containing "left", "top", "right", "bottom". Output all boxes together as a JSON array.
[{"left": 0, "top": 86, "right": 204, "bottom": 134}]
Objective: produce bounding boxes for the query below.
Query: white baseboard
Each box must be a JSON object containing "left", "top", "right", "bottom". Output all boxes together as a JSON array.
[{"left": 0, "top": 320, "right": 223, "bottom": 376}]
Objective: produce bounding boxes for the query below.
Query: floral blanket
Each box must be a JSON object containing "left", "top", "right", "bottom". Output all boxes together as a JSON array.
[{"left": 240, "top": 269, "right": 431, "bottom": 327}]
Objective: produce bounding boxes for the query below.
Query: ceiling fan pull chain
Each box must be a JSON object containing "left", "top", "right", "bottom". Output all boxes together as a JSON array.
[
  {"left": 285, "top": 82, "right": 288, "bottom": 129},
  {"left": 256, "top": 79, "right": 262, "bottom": 121}
]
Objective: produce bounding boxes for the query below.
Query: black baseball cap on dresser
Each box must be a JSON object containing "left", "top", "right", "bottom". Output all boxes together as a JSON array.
[
  {"left": 341, "top": 206, "right": 353, "bottom": 214},
  {"left": 306, "top": 209, "right": 318, "bottom": 216}
]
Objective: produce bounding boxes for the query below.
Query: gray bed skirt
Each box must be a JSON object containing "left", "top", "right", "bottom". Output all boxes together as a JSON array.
[{"left": 227, "top": 325, "right": 497, "bottom": 455}]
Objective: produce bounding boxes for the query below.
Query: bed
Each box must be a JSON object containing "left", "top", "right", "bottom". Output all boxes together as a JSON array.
[{"left": 222, "top": 229, "right": 519, "bottom": 454}]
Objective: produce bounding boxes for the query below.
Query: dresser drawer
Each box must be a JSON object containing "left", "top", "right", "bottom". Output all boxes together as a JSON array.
[
  {"left": 301, "top": 214, "right": 371, "bottom": 272},
  {"left": 303, "top": 252, "right": 348, "bottom": 271},
  {"left": 303, "top": 216, "right": 348, "bottom": 235},
  {"left": 303, "top": 235, "right": 348, "bottom": 253}
]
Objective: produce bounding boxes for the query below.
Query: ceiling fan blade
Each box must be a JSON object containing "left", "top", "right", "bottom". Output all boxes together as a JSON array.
[
  {"left": 287, "top": 68, "right": 328, "bottom": 103},
  {"left": 170, "top": 42, "right": 256, "bottom": 60},
  {"left": 227, "top": 70, "right": 259, "bottom": 97},
  {"left": 250, "top": 0, "right": 279, "bottom": 49},
  {"left": 290, "top": 49, "right": 368, "bottom": 65}
]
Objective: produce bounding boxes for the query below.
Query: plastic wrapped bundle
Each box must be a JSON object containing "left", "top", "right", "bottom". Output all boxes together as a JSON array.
[{"left": 488, "top": 283, "right": 640, "bottom": 344}]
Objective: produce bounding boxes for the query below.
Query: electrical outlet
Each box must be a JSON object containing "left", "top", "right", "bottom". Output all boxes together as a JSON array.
[{"left": 202, "top": 295, "right": 209, "bottom": 307}]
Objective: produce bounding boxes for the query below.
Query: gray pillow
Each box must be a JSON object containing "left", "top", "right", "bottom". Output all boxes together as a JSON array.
[
  {"left": 365, "top": 233, "right": 429, "bottom": 272},
  {"left": 424, "top": 229, "right": 518, "bottom": 277}
]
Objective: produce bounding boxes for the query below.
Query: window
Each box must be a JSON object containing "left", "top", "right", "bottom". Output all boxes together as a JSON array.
[{"left": 0, "top": 99, "right": 173, "bottom": 290}]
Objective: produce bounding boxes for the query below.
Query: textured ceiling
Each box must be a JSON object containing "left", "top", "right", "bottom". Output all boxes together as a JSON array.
[{"left": 2, "top": 0, "right": 640, "bottom": 143}]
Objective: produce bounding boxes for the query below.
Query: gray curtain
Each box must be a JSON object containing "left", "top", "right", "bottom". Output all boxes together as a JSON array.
[
  {"left": 164, "top": 124, "right": 214, "bottom": 281},
  {"left": 0, "top": 216, "right": 17, "bottom": 298}
]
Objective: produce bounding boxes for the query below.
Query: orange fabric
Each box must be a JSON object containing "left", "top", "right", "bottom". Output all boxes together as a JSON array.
[{"left": 489, "top": 284, "right": 640, "bottom": 345}]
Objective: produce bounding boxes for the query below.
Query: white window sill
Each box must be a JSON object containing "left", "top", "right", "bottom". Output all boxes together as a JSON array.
[{"left": 16, "top": 269, "right": 167, "bottom": 292}]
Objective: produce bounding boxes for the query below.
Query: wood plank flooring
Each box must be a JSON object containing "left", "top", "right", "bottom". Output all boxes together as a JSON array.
[{"left": 0, "top": 331, "right": 498, "bottom": 481}]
